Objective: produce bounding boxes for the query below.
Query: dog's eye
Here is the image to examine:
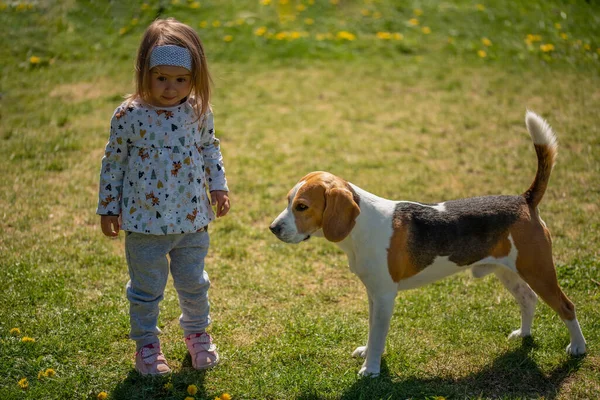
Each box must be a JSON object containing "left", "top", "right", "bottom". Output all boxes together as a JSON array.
[{"left": 295, "top": 204, "right": 308, "bottom": 212}]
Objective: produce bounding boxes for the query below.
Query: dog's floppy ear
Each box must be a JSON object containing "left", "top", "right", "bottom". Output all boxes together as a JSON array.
[{"left": 322, "top": 187, "right": 360, "bottom": 242}]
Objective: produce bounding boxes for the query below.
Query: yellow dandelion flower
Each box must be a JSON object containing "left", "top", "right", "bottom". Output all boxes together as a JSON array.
[
  {"left": 413, "top": 8, "right": 423, "bottom": 16},
  {"left": 525, "top": 34, "right": 542, "bottom": 45},
  {"left": 29, "top": 56, "right": 41, "bottom": 64},
  {"left": 376, "top": 32, "right": 391, "bottom": 39},
  {"left": 223, "top": 35, "right": 233, "bottom": 42},
  {"left": 185, "top": 397, "right": 195, "bottom": 400},
  {"left": 221, "top": 393, "right": 232, "bottom": 400},
  {"left": 10, "top": 328, "right": 21, "bottom": 336},
  {"left": 393, "top": 33, "right": 404, "bottom": 40},
  {"left": 119, "top": 27, "right": 128, "bottom": 35},
  {"left": 336, "top": 31, "right": 356, "bottom": 41},
  {"left": 18, "top": 378, "right": 28, "bottom": 389},
  {"left": 304, "top": 18, "right": 314, "bottom": 25},
  {"left": 190, "top": 2, "right": 200, "bottom": 8},
  {"left": 297, "top": 4, "right": 306, "bottom": 11},
  {"left": 188, "top": 385, "right": 198, "bottom": 395},
  {"left": 275, "top": 31, "right": 288, "bottom": 40},
  {"left": 22, "top": 336, "right": 36, "bottom": 342},
  {"left": 38, "top": 371, "right": 44, "bottom": 379},
  {"left": 361, "top": 9, "right": 370, "bottom": 16},
  {"left": 421, "top": 26, "right": 431, "bottom": 34},
  {"left": 408, "top": 18, "right": 419, "bottom": 26},
  {"left": 330, "top": 0, "right": 339, "bottom": 4},
  {"left": 97, "top": 392, "right": 108, "bottom": 400},
  {"left": 476, "top": 4, "right": 485, "bottom": 11},
  {"left": 131, "top": 18, "right": 139, "bottom": 25},
  {"left": 560, "top": 33, "right": 568, "bottom": 40},
  {"left": 481, "top": 37, "right": 492, "bottom": 47},
  {"left": 199, "top": 21, "right": 207, "bottom": 28},
  {"left": 540, "top": 43, "right": 555, "bottom": 52},
  {"left": 373, "top": 11, "right": 382, "bottom": 19},
  {"left": 171, "top": 0, "right": 180, "bottom": 4},
  {"left": 260, "top": 0, "right": 271, "bottom": 5},
  {"left": 584, "top": 43, "right": 591, "bottom": 51},
  {"left": 478, "top": 50, "right": 487, "bottom": 58},
  {"left": 255, "top": 26, "right": 267, "bottom": 36},
  {"left": 212, "top": 20, "right": 221, "bottom": 27},
  {"left": 0, "top": 3, "right": 7, "bottom": 10},
  {"left": 141, "top": 3, "right": 150, "bottom": 10},
  {"left": 45, "top": 368, "right": 56, "bottom": 377},
  {"left": 554, "top": 23, "right": 561, "bottom": 30}
]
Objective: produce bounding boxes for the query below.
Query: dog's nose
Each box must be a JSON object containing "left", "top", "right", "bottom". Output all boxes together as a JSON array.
[{"left": 269, "top": 223, "right": 281, "bottom": 235}]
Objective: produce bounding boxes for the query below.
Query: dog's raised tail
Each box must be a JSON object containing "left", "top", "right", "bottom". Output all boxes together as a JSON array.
[{"left": 523, "top": 110, "right": 558, "bottom": 208}]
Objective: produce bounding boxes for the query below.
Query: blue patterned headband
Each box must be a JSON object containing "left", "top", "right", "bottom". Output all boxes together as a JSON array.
[{"left": 149, "top": 45, "right": 192, "bottom": 71}]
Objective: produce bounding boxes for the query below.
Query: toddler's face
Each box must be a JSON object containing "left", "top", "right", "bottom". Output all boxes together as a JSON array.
[{"left": 148, "top": 65, "right": 192, "bottom": 108}]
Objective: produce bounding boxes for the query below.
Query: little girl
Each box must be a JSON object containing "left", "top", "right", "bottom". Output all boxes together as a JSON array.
[{"left": 97, "top": 18, "right": 230, "bottom": 376}]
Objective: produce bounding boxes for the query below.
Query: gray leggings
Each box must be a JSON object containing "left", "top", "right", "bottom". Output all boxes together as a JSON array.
[{"left": 125, "top": 230, "right": 211, "bottom": 349}]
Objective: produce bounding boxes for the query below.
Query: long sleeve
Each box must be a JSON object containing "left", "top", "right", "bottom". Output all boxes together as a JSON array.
[
  {"left": 199, "top": 111, "right": 229, "bottom": 192},
  {"left": 96, "top": 106, "right": 131, "bottom": 216}
]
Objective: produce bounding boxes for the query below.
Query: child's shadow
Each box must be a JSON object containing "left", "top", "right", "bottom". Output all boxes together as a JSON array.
[
  {"left": 333, "top": 338, "right": 586, "bottom": 400},
  {"left": 111, "top": 353, "right": 208, "bottom": 400}
]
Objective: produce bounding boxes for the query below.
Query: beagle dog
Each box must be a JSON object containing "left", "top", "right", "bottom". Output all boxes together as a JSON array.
[{"left": 269, "top": 111, "right": 586, "bottom": 377}]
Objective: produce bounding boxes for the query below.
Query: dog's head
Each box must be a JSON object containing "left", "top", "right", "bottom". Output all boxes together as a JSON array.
[{"left": 269, "top": 171, "right": 360, "bottom": 243}]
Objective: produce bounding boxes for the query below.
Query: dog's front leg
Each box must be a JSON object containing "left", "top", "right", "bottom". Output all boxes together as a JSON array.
[
  {"left": 357, "top": 291, "right": 396, "bottom": 377},
  {"left": 352, "top": 292, "right": 373, "bottom": 359}
]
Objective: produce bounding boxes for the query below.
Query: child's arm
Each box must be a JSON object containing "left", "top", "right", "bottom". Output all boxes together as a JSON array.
[
  {"left": 97, "top": 106, "right": 130, "bottom": 236},
  {"left": 199, "top": 112, "right": 230, "bottom": 217}
]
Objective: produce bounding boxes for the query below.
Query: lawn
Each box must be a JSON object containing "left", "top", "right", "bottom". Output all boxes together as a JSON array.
[{"left": 1, "top": 1, "right": 599, "bottom": 399}]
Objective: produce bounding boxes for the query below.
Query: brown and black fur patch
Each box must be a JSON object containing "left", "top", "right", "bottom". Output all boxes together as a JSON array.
[{"left": 388, "top": 195, "right": 528, "bottom": 281}]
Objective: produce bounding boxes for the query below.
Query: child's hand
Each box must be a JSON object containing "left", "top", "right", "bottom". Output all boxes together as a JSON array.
[
  {"left": 210, "top": 190, "right": 230, "bottom": 218},
  {"left": 101, "top": 215, "right": 120, "bottom": 237}
]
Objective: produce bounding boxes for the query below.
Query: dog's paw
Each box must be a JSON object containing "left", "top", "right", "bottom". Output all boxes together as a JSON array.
[
  {"left": 508, "top": 329, "right": 531, "bottom": 340},
  {"left": 566, "top": 342, "right": 586, "bottom": 356},
  {"left": 358, "top": 365, "right": 380, "bottom": 378},
  {"left": 352, "top": 346, "right": 367, "bottom": 358}
]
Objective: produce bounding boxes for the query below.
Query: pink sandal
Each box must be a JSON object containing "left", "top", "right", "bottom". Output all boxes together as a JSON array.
[
  {"left": 135, "top": 342, "right": 171, "bottom": 376},
  {"left": 185, "top": 332, "right": 220, "bottom": 370}
]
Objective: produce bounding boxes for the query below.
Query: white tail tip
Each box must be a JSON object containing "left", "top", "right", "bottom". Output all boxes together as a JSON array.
[{"left": 525, "top": 110, "right": 557, "bottom": 148}]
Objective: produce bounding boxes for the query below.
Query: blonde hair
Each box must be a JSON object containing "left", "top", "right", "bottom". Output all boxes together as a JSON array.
[{"left": 128, "top": 18, "right": 212, "bottom": 120}]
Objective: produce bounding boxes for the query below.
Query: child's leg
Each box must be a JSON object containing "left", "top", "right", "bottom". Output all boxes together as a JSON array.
[
  {"left": 125, "top": 232, "right": 171, "bottom": 349},
  {"left": 170, "top": 230, "right": 218, "bottom": 369},
  {"left": 169, "top": 230, "right": 211, "bottom": 336}
]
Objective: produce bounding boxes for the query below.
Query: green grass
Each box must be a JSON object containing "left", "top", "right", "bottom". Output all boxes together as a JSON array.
[{"left": 1, "top": 1, "right": 599, "bottom": 399}]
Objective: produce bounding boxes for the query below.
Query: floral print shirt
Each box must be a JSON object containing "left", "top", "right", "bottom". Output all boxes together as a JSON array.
[{"left": 96, "top": 99, "right": 228, "bottom": 235}]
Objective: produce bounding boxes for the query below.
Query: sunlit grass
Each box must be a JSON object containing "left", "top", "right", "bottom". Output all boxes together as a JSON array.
[{"left": 1, "top": 1, "right": 599, "bottom": 399}]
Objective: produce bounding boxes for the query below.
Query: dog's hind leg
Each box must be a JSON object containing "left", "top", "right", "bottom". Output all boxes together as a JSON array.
[
  {"left": 495, "top": 268, "right": 537, "bottom": 339},
  {"left": 517, "top": 260, "right": 586, "bottom": 355},
  {"left": 511, "top": 223, "right": 586, "bottom": 355}
]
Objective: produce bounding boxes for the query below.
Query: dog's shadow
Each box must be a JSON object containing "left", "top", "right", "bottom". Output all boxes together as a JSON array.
[
  {"left": 110, "top": 353, "right": 208, "bottom": 400},
  {"left": 301, "top": 338, "right": 585, "bottom": 400}
]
